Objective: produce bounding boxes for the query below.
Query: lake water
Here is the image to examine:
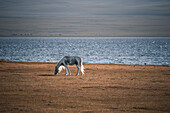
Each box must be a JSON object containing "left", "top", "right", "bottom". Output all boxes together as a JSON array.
[{"left": 0, "top": 37, "right": 170, "bottom": 65}]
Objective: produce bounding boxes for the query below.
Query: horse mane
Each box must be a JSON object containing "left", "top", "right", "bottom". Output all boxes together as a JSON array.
[
  {"left": 58, "top": 65, "right": 65, "bottom": 73},
  {"left": 58, "top": 56, "right": 65, "bottom": 63}
]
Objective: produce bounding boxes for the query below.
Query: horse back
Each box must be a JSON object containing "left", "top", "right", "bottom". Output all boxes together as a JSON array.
[{"left": 64, "top": 56, "right": 81, "bottom": 65}]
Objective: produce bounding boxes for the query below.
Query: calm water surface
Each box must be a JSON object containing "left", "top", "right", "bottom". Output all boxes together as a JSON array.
[{"left": 0, "top": 37, "right": 169, "bottom": 65}]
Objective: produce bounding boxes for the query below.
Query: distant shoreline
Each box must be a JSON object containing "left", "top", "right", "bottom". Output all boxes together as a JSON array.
[
  {"left": 0, "top": 36, "right": 170, "bottom": 38},
  {"left": 1, "top": 60, "right": 169, "bottom": 66}
]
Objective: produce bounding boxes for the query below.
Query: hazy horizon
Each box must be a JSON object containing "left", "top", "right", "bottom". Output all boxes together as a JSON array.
[{"left": 0, "top": 0, "right": 170, "bottom": 37}]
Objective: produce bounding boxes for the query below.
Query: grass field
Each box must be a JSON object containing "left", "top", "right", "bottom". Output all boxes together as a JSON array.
[{"left": 0, "top": 61, "right": 170, "bottom": 113}]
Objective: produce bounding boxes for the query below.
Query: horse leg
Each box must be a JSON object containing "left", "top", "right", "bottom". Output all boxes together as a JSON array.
[
  {"left": 76, "top": 65, "right": 79, "bottom": 76},
  {"left": 65, "top": 66, "right": 68, "bottom": 75},
  {"left": 65, "top": 65, "right": 71, "bottom": 75}
]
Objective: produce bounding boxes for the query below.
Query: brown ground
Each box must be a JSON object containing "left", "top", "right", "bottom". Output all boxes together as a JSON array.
[{"left": 0, "top": 61, "right": 169, "bottom": 113}]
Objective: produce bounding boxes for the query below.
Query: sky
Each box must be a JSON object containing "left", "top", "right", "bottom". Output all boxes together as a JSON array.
[{"left": 0, "top": 0, "right": 170, "bottom": 37}]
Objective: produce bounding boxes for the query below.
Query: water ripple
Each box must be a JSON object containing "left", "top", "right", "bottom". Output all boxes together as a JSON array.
[{"left": 0, "top": 37, "right": 169, "bottom": 65}]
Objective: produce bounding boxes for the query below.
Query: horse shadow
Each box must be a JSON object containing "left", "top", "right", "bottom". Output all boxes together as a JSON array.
[{"left": 38, "top": 74, "right": 55, "bottom": 76}]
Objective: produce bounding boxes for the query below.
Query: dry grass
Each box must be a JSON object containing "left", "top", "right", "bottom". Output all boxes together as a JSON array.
[{"left": 0, "top": 61, "right": 170, "bottom": 113}]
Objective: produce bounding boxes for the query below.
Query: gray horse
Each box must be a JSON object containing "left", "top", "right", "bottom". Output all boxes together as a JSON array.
[{"left": 54, "top": 56, "right": 84, "bottom": 76}]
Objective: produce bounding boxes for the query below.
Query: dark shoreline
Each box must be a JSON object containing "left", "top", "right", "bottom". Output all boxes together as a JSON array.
[{"left": 0, "top": 59, "right": 169, "bottom": 66}]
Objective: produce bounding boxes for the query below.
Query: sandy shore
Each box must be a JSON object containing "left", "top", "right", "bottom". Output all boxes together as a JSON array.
[{"left": 0, "top": 61, "right": 169, "bottom": 113}]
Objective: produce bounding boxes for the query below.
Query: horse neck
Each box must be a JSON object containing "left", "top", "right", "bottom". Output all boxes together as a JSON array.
[{"left": 56, "top": 61, "right": 62, "bottom": 68}]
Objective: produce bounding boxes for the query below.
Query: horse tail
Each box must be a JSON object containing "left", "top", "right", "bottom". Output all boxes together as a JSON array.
[{"left": 80, "top": 58, "right": 84, "bottom": 75}]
